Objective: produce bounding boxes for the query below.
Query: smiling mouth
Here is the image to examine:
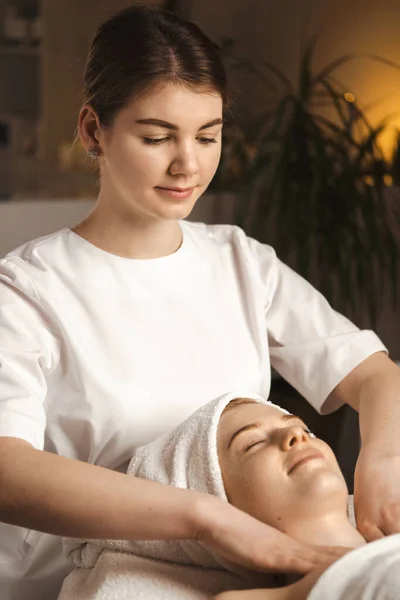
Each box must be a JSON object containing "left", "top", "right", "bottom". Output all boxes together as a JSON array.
[
  {"left": 157, "top": 186, "right": 194, "bottom": 191},
  {"left": 287, "top": 451, "right": 324, "bottom": 475}
]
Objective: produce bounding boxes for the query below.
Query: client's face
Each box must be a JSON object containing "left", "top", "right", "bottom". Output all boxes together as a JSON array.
[{"left": 217, "top": 401, "right": 348, "bottom": 532}]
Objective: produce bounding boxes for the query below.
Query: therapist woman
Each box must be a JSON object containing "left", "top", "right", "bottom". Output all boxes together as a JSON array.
[{"left": 0, "top": 6, "right": 399, "bottom": 600}]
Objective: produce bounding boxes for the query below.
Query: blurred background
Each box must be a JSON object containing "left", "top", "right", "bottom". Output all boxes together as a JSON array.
[{"left": 1, "top": 0, "right": 400, "bottom": 487}]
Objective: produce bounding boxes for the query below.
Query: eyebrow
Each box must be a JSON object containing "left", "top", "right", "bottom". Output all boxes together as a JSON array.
[
  {"left": 227, "top": 414, "right": 302, "bottom": 449},
  {"left": 134, "top": 118, "right": 224, "bottom": 131}
]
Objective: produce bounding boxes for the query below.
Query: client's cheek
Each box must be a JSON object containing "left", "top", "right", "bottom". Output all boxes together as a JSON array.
[
  {"left": 225, "top": 468, "right": 276, "bottom": 518},
  {"left": 221, "top": 465, "right": 252, "bottom": 508},
  {"left": 217, "top": 457, "right": 236, "bottom": 502},
  {"left": 224, "top": 472, "right": 243, "bottom": 504},
  {"left": 321, "top": 446, "right": 343, "bottom": 475}
]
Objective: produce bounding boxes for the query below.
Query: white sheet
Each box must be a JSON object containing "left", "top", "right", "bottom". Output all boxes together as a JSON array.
[{"left": 308, "top": 533, "right": 400, "bottom": 600}]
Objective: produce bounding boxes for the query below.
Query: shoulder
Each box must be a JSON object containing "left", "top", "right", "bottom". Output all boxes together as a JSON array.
[
  {"left": 0, "top": 233, "right": 66, "bottom": 341},
  {"left": 182, "top": 220, "right": 245, "bottom": 240},
  {"left": 182, "top": 220, "right": 277, "bottom": 260},
  {"left": 3, "top": 228, "right": 69, "bottom": 263},
  {"left": 182, "top": 220, "right": 241, "bottom": 241},
  {"left": 0, "top": 228, "right": 69, "bottom": 291},
  {"left": 182, "top": 221, "right": 278, "bottom": 292}
]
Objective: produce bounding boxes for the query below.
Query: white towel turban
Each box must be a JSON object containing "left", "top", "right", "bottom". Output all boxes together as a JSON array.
[{"left": 63, "top": 389, "right": 290, "bottom": 572}]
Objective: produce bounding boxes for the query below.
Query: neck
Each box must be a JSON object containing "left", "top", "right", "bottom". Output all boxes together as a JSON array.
[
  {"left": 72, "top": 197, "right": 183, "bottom": 260},
  {"left": 286, "top": 511, "right": 365, "bottom": 549}
]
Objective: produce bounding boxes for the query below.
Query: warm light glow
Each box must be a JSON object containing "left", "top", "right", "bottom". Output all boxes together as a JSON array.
[
  {"left": 383, "top": 174, "right": 394, "bottom": 186},
  {"left": 363, "top": 175, "right": 375, "bottom": 186},
  {"left": 376, "top": 119, "right": 400, "bottom": 161},
  {"left": 344, "top": 92, "right": 356, "bottom": 103}
]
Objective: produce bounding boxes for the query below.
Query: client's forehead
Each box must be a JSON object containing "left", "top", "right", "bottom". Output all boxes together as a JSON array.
[
  {"left": 223, "top": 400, "right": 284, "bottom": 420},
  {"left": 219, "top": 401, "right": 286, "bottom": 438}
]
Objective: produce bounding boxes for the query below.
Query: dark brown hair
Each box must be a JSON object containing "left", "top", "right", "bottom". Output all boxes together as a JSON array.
[{"left": 83, "top": 4, "right": 230, "bottom": 127}]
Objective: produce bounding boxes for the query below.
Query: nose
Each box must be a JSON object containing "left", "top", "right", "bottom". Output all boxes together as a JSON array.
[
  {"left": 281, "top": 425, "right": 310, "bottom": 451},
  {"left": 169, "top": 142, "right": 199, "bottom": 178}
]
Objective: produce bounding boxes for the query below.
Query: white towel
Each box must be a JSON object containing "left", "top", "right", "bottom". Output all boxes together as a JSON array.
[
  {"left": 58, "top": 553, "right": 248, "bottom": 600},
  {"left": 347, "top": 495, "right": 355, "bottom": 527},
  {"left": 59, "top": 390, "right": 288, "bottom": 599},
  {"left": 308, "top": 533, "right": 400, "bottom": 600}
]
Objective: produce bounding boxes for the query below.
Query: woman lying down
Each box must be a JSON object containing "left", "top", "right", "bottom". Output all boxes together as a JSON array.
[{"left": 58, "top": 391, "right": 400, "bottom": 600}]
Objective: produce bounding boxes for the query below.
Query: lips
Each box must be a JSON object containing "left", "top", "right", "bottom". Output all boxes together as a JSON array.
[
  {"left": 287, "top": 448, "right": 324, "bottom": 475},
  {"left": 157, "top": 186, "right": 194, "bottom": 192}
]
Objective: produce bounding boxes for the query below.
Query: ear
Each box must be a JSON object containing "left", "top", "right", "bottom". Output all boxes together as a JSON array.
[{"left": 78, "top": 104, "right": 103, "bottom": 154}]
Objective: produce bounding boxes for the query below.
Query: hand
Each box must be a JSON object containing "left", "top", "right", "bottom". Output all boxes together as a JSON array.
[
  {"left": 354, "top": 447, "right": 400, "bottom": 540},
  {"left": 214, "top": 566, "right": 331, "bottom": 600},
  {"left": 194, "top": 496, "right": 349, "bottom": 575}
]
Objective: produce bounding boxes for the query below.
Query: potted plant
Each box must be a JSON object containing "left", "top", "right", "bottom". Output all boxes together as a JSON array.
[{"left": 226, "top": 41, "right": 400, "bottom": 325}]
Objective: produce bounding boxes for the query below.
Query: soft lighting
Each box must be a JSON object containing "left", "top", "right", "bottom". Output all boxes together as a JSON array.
[
  {"left": 363, "top": 175, "right": 375, "bottom": 186},
  {"left": 377, "top": 121, "right": 400, "bottom": 161},
  {"left": 344, "top": 92, "right": 356, "bottom": 103},
  {"left": 383, "top": 174, "right": 394, "bottom": 186}
]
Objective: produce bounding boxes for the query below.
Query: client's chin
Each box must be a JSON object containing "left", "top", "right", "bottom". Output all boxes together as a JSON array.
[
  {"left": 292, "top": 458, "right": 346, "bottom": 488},
  {"left": 290, "top": 467, "right": 348, "bottom": 515},
  {"left": 254, "top": 470, "right": 349, "bottom": 533}
]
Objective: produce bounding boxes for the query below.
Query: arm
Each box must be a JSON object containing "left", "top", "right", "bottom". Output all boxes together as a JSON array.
[
  {"left": 327, "top": 351, "right": 400, "bottom": 444},
  {"left": 327, "top": 352, "right": 400, "bottom": 538},
  {"left": 0, "top": 436, "right": 201, "bottom": 541},
  {"left": 0, "top": 437, "right": 346, "bottom": 573}
]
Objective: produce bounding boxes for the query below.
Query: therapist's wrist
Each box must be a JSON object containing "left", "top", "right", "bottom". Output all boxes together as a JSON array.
[
  {"left": 359, "top": 408, "right": 400, "bottom": 454},
  {"left": 189, "top": 493, "right": 226, "bottom": 542}
]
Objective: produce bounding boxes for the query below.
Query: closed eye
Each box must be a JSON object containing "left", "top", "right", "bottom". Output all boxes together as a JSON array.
[
  {"left": 245, "top": 427, "right": 312, "bottom": 452},
  {"left": 302, "top": 427, "right": 313, "bottom": 437},
  {"left": 142, "top": 137, "right": 218, "bottom": 146},
  {"left": 245, "top": 439, "right": 267, "bottom": 452}
]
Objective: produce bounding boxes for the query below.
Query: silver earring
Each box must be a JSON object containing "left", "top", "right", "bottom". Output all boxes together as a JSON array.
[{"left": 87, "top": 147, "right": 100, "bottom": 160}]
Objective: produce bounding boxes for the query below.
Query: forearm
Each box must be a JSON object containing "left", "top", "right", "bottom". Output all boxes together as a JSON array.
[
  {"left": 0, "top": 437, "right": 208, "bottom": 541},
  {"left": 329, "top": 353, "right": 400, "bottom": 450},
  {"left": 357, "top": 361, "right": 400, "bottom": 450}
]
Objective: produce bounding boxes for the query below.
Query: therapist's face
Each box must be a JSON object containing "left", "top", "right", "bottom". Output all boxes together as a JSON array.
[
  {"left": 217, "top": 400, "right": 348, "bottom": 531},
  {"left": 80, "top": 82, "right": 223, "bottom": 223}
]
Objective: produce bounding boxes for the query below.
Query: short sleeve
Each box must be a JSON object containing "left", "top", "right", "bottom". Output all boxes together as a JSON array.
[
  {"left": 0, "top": 259, "right": 61, "bottom": 449},
  {"left": 245, "top": 235, "right": 387, "bottom": 413}
]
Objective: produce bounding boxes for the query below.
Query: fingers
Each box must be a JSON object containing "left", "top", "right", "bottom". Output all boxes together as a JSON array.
[
  {"left": 266, "top": 552, "right": 316, "bottom": 575},
  {"left": 357, "top": 520, "right": 385, "bottom": 542},
  {"left": 316, "top": 545, "right": 351, "bottom": 559},
  {"left": 266, "top": 545, "right": 349, "bottom": 575},
  {"left": 355, "top": 505, "right": 400, "bottom": 540},
  {"left": 381, "top": 503, "right": 400, "bottom": 535},
  {"left": 307, "top": 545, "right": 350, "bottom": 568},
  {"left": 384, "top": 522, "right": 400, "bottom": 535}
]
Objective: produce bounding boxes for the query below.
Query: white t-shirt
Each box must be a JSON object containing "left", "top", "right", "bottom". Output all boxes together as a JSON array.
[{"left": 0, "top": 220, "right": 386, "bottom": 600}]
